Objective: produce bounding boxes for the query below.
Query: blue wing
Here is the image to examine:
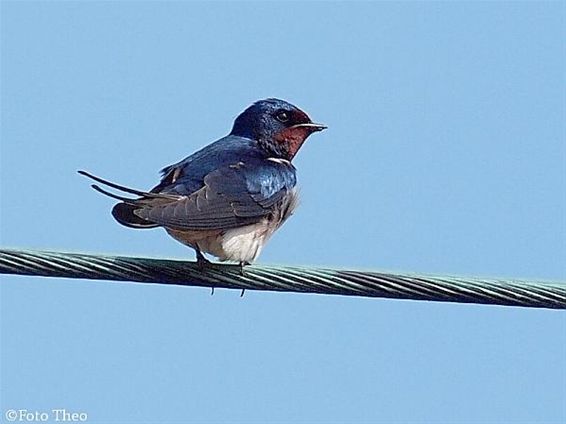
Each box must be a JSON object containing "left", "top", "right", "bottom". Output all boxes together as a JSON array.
[
  {"left": 134, "top": 157, "right": 297, "bottom": 230},
  {"left": 83, "top": 135, "right": 297, "bottom": 230}
]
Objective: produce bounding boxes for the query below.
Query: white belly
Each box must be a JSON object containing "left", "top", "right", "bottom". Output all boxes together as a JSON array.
[
  {"left": 219, "top": 220, "right": 273, "bottom": 263},
  {"left": 216, "top": 187, "right": 299, "bottom": 263}
]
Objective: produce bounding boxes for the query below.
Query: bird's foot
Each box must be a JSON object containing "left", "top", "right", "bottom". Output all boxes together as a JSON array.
[
  {"left": 196, "top": 250, "right": 212, "bottom": 271},
  {"left": 195, "top": 249, "right": 214, "bottom": 294},
  {"left": 239, "top": 261, "right": 251, "bottom": 296},
  {"left": 238, "top": 261, "right": 251, "bottom": 276}
]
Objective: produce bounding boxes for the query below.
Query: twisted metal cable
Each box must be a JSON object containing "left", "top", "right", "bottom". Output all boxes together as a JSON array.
[{"left": 0, "top": 248, "right": 564, "bottom": 309}]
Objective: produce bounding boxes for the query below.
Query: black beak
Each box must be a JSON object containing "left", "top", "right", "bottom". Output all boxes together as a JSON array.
[{"left": 293, "top": 122, "right": 328, "bottom": 132}]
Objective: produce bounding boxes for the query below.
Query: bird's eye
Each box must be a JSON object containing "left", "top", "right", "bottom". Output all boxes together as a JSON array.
[{"left": 275, "top": 111, "right": 290, "bottom": 123}]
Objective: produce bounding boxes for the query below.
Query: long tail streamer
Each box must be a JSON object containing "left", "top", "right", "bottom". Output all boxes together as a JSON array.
[{"left": 0, "top": 249, "right": 564, "bottom": 309}]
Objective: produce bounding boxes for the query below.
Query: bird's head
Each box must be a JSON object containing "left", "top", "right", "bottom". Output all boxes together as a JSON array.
[{"left": 230, "top": 98, "right": 326, "bottom": 161}]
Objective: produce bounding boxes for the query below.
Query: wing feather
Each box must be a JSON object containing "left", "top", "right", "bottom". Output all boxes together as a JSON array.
[{"left": 134, "top": 162, "right": 295, "bottom": 230}]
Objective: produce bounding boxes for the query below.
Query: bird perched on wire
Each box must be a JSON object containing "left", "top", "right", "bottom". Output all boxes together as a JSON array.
[{"left": 79, "top": 98, "right": 326, "bottom": 271}]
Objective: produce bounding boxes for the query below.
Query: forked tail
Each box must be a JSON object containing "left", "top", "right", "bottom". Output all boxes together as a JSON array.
[{"left": 78, "top": 170, "right": 174, "bottom": 229}]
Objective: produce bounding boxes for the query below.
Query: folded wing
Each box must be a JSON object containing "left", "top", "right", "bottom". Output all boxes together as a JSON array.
[{"left": 80, "top": 160, "right": 296, "bottom": 231}]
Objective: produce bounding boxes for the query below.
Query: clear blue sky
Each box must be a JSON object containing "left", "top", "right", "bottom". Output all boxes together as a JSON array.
[{"left": 1, "top": 2, "right": 565, "bottom": 423}]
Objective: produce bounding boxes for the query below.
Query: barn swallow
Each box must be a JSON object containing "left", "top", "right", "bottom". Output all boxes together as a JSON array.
[{"left": 79, "top": 98, "right": 326, "bottom": 270}]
